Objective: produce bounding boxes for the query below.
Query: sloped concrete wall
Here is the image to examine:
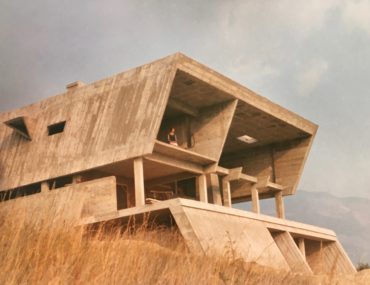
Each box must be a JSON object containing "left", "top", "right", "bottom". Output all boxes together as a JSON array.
[{"left": 170, "top": 205, "right": 290, "bottom": 271}]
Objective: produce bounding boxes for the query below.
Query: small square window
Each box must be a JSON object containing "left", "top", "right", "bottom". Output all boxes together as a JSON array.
[{"left": 48, "top": 121, "right": 66, "bottom": 136}]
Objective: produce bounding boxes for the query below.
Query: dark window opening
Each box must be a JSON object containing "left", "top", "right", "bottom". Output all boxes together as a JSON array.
[
  {"left": 4, "top": 116, "right": 32, "bottom": 140},
  {"left": 48, "top": 175, "right": 73, "bottom": 189},
  {"left": 48, "top": 121, "right": 66, "bottom": 136},
  {"left": 0, "top": 183, "right": 41, "bottom": 202},
  {"left": 177, "top": 177, "right": 196, "bottom": 199},
  {"left": 116, "top": 185, "right": 128, "bottom": 210}
]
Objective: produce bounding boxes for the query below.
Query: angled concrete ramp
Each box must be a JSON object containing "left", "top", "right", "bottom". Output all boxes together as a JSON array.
[{"left": 170, "top": 204, "right": 290, "bottom": 271}]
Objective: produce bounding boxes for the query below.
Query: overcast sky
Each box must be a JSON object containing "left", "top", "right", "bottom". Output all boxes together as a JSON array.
[{"left": 1, "top": 0, "right": 370, "bottom": 198}]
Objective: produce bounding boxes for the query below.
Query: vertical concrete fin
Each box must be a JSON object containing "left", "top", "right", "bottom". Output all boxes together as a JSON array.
[
  {"left": 169, "top": 205, "right": 204, "bottom": 253},
  {"left": 305, "top": 239, "right": 356, "bottom": 275},
  {"left": 272, "top": 232, "right": 312, "bottom": 274}
]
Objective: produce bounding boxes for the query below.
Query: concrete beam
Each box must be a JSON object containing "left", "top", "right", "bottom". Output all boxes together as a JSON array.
[
  {"left": 144, "top": 153, "right": 204, "bottom": 174},
  {"left": 223, "top": 167, "right": 243, "bottom": 182},
  {"left": 145, "top": 172, "right": 196, "bottom": 188}
]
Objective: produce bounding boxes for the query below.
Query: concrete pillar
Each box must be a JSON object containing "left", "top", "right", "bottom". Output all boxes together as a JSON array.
[
  {"left": 72, "top": 174, "right": 82, "bottom": 184},
  {"left": 41, "top": 181, "right": 49, "bottom": 194},
  {"left": 222, "top": 178, "right": 232, "bottom": 207},
  {"left": 209, "top": 173, "right": 222, "bottom": 205},
  {"left": 196, "top": 174, "right": 208, "bottom": 203},
  {"left": 298, "top": 238, "right": 306, "bottom": 258},
  {"left": 134, "top": 157, "right": 145, "bottom": 207},
  {"left": 251, "top": 184, "right": 260, "bottom": 214},
  {"left": 275, "top": 190, "right": 285, "bottom": 219}
]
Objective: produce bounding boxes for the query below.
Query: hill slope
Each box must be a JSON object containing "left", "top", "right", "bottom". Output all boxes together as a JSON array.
[{"left": 1, "top": 199, "right": 370, "bottom": 284}]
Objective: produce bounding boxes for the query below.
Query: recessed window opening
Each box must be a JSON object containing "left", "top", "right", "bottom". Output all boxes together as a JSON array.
[
  {"left": 116, "top": 185, "right": 128, "bottom": 210},
  {"left": 48, "top": 121, "right": 66, "bottom": 136},
  {"left": 4, "top": 116, "right": 32, "bottom": 140},
  {"left": 48, "top": 175, "right": 73, "bottom": 189},
  {"left": 0, "top": 183, "right": 41, "bottom": 202}
]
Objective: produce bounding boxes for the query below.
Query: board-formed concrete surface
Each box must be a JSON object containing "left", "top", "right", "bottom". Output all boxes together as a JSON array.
[
  {"left": 82, "top": 197, "right": 355, "bottom": 274},
  {"left": 0, "top": 53, "right": 355, "bottom": 274}
]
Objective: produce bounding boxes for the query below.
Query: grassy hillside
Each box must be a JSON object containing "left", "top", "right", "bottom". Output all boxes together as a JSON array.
[{"left": 1, "top": 198, "right": 369, "bottom": 284}]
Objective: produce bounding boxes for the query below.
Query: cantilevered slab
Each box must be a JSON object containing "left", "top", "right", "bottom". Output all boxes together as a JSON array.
[
  {"left": 173, "top": 53, "right": 317, "bottom": 135},
  {"left": 80, "top": 198, "right": 354, "bottom": 274},
  {"left": 153, "top": 140, "right": 216, "bottom": 165},
  {"left": 82, "top": 198, "right": 338, "bottom": 241}
]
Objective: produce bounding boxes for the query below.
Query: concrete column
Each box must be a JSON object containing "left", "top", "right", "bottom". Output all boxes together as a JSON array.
[
  {"left": 209, "top": 173, "right": 222, "bottom": 205},
  {"left": 298, "top": 238, "right": 306, "bottom": 258},
  {"left": 222, "top": 178, "right": 232, "bottom": 207},
  {"left": 196, "top": 174, "right": 208, "bottom": 203},
  {"left": 72, "top": 174, "right": 82, "bottom": 184},
  {"left": 41, "top": 182, "right": 49, "bottom": 194},
  {"left": 251, "top": 184, "right": 260, "bottom": 214},
  {"left": 134, "top": 157, "right": 145, "bottom": 207},
  {"left": 275, "top": 190, "right": 285, "bottom": 219}
]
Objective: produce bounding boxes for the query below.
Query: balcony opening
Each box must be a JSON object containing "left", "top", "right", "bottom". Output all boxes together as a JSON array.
[{"left": 156, "top": 70, "right": 236, "bottom": 160}]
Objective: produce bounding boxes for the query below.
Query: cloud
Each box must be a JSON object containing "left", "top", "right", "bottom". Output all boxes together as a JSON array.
[
  {"left": 296, "top": 59, "right": 329, "bottom": 97},
  {"left": 273, "top": 0, "right": 341, "bottom": 34},
  {"left": 198, "top": 0, "right": 340, "bottom": 92},
  {"left": 216, "top": 0, "right": 340, "bottom": 39},
  {"left": 342, "top": 0, "right": 370, "bottom": 35},
  {"left": 1, "top": 0, "right": 370, "bottom": 200}
]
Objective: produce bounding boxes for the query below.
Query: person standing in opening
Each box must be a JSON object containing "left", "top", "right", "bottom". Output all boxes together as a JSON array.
[{"left": 167, "top": 127, "right": 178, "bottom": 146}]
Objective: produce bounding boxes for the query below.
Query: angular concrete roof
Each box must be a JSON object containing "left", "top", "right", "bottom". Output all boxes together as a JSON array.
[{"left": 0, "top": 53, "right": 317, "bottom": 193}]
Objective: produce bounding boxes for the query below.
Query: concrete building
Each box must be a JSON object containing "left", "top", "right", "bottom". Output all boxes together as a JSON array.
[{"left": 0, "top": 53, "right": 355, "bottom": 274}]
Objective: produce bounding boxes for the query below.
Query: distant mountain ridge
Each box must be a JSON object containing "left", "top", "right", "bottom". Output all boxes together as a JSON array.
[{"left": 256, "top": 190, "right": 370, "bottom": 264}]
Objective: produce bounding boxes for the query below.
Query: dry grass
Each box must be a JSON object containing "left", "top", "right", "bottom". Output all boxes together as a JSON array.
[{"left": 0, "top": 200, "right": 369, "bottom": 285}]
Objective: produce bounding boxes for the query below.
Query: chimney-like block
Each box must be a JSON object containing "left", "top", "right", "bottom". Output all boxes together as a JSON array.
[{"left": 66, "top": 81, "right": 85, "bottom": 91}]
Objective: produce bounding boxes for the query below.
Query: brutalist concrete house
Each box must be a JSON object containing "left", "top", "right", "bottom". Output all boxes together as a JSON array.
[{"left": 0, "top": 53, "right": 355, "bottom": 274}]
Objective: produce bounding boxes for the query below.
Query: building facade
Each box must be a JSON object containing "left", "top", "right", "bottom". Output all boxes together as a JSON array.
[{"left": 0, "top": 53, "right": 355, "bottom": 274}]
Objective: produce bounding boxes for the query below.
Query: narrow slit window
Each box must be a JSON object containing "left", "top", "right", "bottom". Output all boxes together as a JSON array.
[{"left": 48, "top": 121, "right": 66, "bottom": 136}]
